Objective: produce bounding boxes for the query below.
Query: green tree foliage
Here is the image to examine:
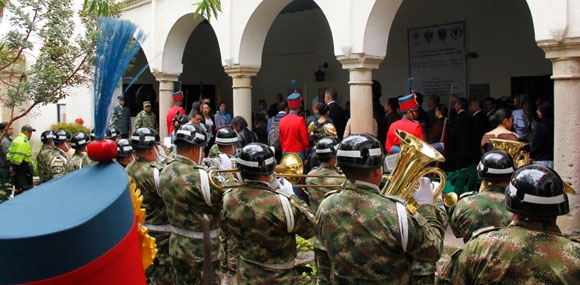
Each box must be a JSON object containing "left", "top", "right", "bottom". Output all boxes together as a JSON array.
[
  {"left": 0, "top": 0, "right": 122, "bottom": 140},
  {"left": 193, "top": 0, "right": 221, "bottom": 22}
]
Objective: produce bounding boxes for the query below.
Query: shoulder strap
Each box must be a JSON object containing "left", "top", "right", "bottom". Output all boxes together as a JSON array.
[
  {"left": 153, "top": 167, "right": 161, "bottom": 197},
  {"left": 396, "top": 202, "right": 409, "bottom": 252},
  {"left": 198, "top": 168, "right": 212, "bottom": 206},
  {"left": 278, "top": 194, "right": 295, "bottom": 233}
]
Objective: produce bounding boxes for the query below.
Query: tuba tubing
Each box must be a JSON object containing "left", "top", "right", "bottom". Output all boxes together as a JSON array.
[{"left": 381, "top": 130, "right": 448, "bottom": 214}]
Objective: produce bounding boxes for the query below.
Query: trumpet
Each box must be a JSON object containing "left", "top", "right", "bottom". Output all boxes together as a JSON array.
[
  {"left": 207, "top": 153, "right": 347, "bottom": 191},
  {"left": 381, "top": 130, "right": 454, "bottom": 214},
  {"left": 275, "top": 153, "right": 347, "bottom": 188}
]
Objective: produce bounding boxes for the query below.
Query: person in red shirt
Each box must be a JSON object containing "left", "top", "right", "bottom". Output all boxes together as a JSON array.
[
  {"left": 279, "top": 84, "right": 311, "bottom": 161},
  {"left": 166, "top": 91, "right": 186, "bottom": 135},
  {"left": 385, "top": 93, "right": 424, "bottom": 154}
]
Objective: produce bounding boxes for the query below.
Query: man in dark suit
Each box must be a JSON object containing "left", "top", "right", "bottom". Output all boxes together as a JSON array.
[
  {"left": 450, "top": 97, "right": 472, "bottom": 170},
  {"left": 324, "top": 88, "right": 347, "bottom": 140},
  {"left": 469, "top": 99, "right": 490, "bottom": 164}
]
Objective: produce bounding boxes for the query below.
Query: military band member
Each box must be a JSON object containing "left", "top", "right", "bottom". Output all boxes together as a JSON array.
[
  {"left": 222, "top": 143, "right": 316, "bottom": 284},
  {"left": 126, "top": 127, "right": 174, "bottom": 284},
  {"left": 36, "top": 130, "right": 57, "bottom": 183},
  {"left": 315, "top": 134, "right": 444, "bottom": 284},
  {"left": 448, "top": 150, "right": 514, "bottom": 242},
  {"left": 304, "top": 136, "right": 344, "bottom": 213},
  {"left": 159, "top": 123, "right": 222, "bottom": 284},
  {"left": 210, "top": 127, "right": 238, "bottom": 170},
  {"left": 105, "top": 126, "right": 122, "bottom": 142},
  {"left": 440, "top": 164, "right": 580, "bottom": 284},
  {"left": 115, "top": 138, "right": 134, "bottom": 168},
  {"left": 65, "top": 132, "right": 90, "bottom": 173},
  {"left": 54, "top": 129, "right": 72, "bottom": 159}
]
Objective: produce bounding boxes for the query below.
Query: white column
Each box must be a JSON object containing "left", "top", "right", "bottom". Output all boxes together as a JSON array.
[
  {"left": 540, "top": 40, "right": 580, "bottom": 235},
  {"left": 338, "top": 55, "right": 383, "bottom": 135},
  {"left": 224, "top": 66, "right": 260, "bottom": 129},
  {"left": 153, "top": 72, "right": 180, "bottom": 139}
]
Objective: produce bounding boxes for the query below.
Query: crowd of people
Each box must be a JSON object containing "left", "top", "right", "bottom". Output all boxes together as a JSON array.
[{"left": 0, "top": 82, "right": 575, "bottom": 284}]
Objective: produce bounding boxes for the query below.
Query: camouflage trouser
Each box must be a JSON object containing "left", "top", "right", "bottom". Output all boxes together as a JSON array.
[
  {"left": 146, "top": 232, "right": 176, "bottom": 285},
  {"left": 172, "top": 258, "right": 220, "bottom": 285},
  {"left": 0, "top": 172, "right": 12, "bottom": 204}
]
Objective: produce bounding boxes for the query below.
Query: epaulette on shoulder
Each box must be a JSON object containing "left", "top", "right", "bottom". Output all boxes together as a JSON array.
[
  {"left": 323, "top": 189, "right": 341, "bottom": 198},
  {"left": 459, "top": 191, "right": 476, "bottom": 200},
  {"left": 471, "top": 226, "right": 500, "bottom": 240},
  {"left": 383, "top": 194, "right": 406, "bottom": 204}
]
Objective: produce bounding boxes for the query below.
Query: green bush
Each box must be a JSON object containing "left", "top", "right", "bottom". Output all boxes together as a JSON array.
[{"left": 50, "top": 122, "right": 91, "bottom": 135}]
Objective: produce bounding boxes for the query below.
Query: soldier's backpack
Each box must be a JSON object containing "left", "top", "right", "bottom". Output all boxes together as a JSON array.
[{"left": 268, "top": 116, "right": 282, "bottom": 161}]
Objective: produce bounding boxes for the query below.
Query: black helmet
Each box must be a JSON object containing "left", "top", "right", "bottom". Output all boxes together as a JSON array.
[
  {"left": 215, "top": 127, "right": 238, "bottom": 146},
  {"left": 505, "top": 164, "right": 569, "bottom": 216},
  {"left": 237, "top": 143, "right": 276, "bottom": 176},
  {"left": 40, "top": 130, "right": 56, "bottom": 143},
  {"left": 116, "top": 139, "right": 134, "bottom": 157},
  {"left": 174, "top": 124, "right": 207, "bottom": 146},
  {"left": 337, "top": 133, "right": 384, "bottom": 169},
  {"left": 174, "top": 114, "right": 190, "bottom": 126},
  {"left": 131, "top": 128, "right": 157, "bottom": 149},
  {"left": 70, "top": 132, "right": 90, "bottom": 149},
  {"left": 105, "top": 127, "right": 121, "bottom": 140},
  {"left": 54, "top": 130, "right": 71, "bottom": 144},
  {"left": 477, "top": 150, "right": 515, "bottom": 181},
  {"left": 315, "top": 136, "right": 339, "bottom": 160}
]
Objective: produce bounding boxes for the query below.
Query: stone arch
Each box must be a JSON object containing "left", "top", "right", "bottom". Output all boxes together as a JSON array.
[
  {"left": 238, "top": 0, "right": 293, "bottom": 66},
  {"left": 160, "top": 14, "right": 204, "bottom": 74}
]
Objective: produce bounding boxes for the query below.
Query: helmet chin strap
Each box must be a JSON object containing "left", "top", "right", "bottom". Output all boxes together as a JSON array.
[{"left": 197, "top": 146, "right": 204, "bottom": 164}]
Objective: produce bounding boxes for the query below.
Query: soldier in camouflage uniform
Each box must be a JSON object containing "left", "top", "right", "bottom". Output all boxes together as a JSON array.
[
  {"left": 304, "top": 136, "right": 344, "bottom": 213},
  {"left": 315, "top": 134, "right": 445, "bottom": 284},
  {"left": 36, "top": 130, "right": 56, "bottom": 183},
  {"left": 54, "top": 130, "right": 72, "bottom": 159},
  {"left": 115, "top": 138, "right": 134, "bottom": 168},
  {"left": 448, "top": 150, "right": 514, "bottom": 242},
  {"left": 126, "top": 127, "right": 174, "bottom": 284},
  {"left": 222, "top": 143, "right": 316, "bottom": 284},
  {"left": 135, "top": 101, "right": 158, "bottom": 132},
  {"left": 36, "top": 130, "right": 66, "bottom": 183},
  {"left": 440, "top": 164, "right": 580, "bottom": 284},
  {"left": 65, "top": 132, "right": 90, "bottom": 173},
  {"left": 159, "top": 124, "right": 222, "bottom": 284}
]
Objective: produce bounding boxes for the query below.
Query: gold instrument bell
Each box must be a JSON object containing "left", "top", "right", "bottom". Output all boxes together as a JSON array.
[
  {"left": 381, "top": 130, "right": 456, "bottom": 214},
  {"left": 489, "top": 138, "right": 529, "bottom": 168}
]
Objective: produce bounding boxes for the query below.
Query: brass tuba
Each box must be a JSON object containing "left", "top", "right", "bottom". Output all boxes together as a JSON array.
[
  {"left": 489, "top": 138, "right": 529, "bottom": 168},
  {"left": 381, "top": 130, "right": 452, "bottom": 214},
  {"left": 275, "top": 153, "right": 304, "bottom": 183}
]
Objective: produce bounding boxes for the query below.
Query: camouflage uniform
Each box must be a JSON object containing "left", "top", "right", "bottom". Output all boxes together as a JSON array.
[
  {"left": 440, "top": 219, "right": 580, "bottom": 284},
  {"left": 448, "top": 185, "right": 512, "bottom": 242},
  {"left": 0, "top": 135, "right": 13, "bottom": 203},
  {"left": 82, "top": 153, "right": 96, "bottom": 167},
  {"left": 315, "top": 181, "right": 445, "bottom": 284},
  {"left": 36, "top": 144, "right": 55, "bottom": 183},
  {"left": 411, "top": 200, "right": 448, "bottom": 284},
  {"left": 207, "top": 144, "right": 219, "bottom": 158},
  {"left": 134, "top": 110, "right": 158, "bottom": 132},
  {"left": 65, "top": 151, "right": 85, "bottom": 173},
  {"left": 36, "top": 146, "right": 67, "bottom": 183},
  {"left": 159, "top": 154, "right": 223, "bottom": 285},
  {"left": 304, "top": 162, "right": 344, "bottom": 213},
  {"left": 126, "top": 157, "right": 174, "bottom": 284},
  {"left": 222, "top": 180, "right": 316, "bottom": 284}
]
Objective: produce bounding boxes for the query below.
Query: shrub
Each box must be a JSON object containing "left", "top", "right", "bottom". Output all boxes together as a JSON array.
[{"left": 50, "top": 122, "right": 91, "bottom": 136}]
